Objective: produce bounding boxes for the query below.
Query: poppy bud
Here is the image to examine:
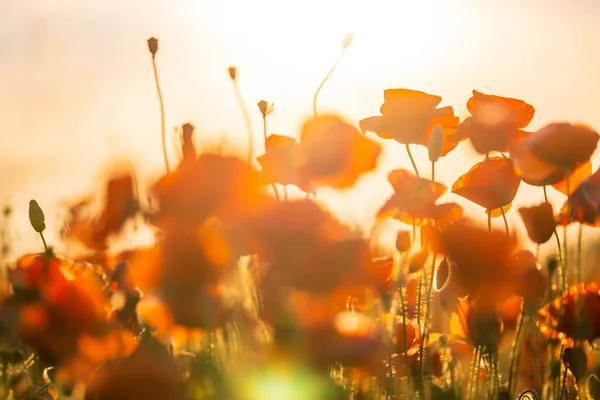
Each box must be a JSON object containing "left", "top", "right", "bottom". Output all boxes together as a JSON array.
[
  {"left": 395, "top": 230, "right": 411, "bottom": 252},
  {"left": 227, "top": 66, "right": 237, "bottom": 81},
  {"left": 341, "top": 33, "right": 354, "bottom": 49},
  {"left": 257, "top": 100, "right": 273, "bottom": 117},
  {"left": 147, "top": 37, "right": 158, "bottom": 56},
  {"left": 428, "top": 125, "right": 444, "bottom": 163},
  {"left": 28, "top": 200, "right": 45, "bottom": 233},
  {"left": 562, "top": 346, "right": 587, "bottom": 382},
  {"left": 588, "top": 374, "right": 600, "bottom": 400}
]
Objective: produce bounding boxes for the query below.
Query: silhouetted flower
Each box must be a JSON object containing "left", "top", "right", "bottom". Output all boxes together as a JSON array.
[
  {"left": 147, "top": 37, "right": 158, "bottom": 56},
  {"left": 452, "top": 156, "right": 521, "bottom": 213},
  {"left": 557, "top": 165, "right": 600, "bottom": 226},
  {"left": 518, "top": 203, "right": 557, "bottom": 244},
  {"left": 378, "top": 169, "right": 462, "bottom": 226},
  {"left": 300, "top": 115, "right": 381, "bottom": 189},
  {"left": 257, "top": 134, "right": 309, "bottom": 191},
  {"left": 510, "top": 123, "right": 599, "bottom": 186},
  {"left": 451, "top": 90, "right": 534, "bottom": 154},
  {"left": 360, "top": 89, "right": 461, "bottom": 157}
]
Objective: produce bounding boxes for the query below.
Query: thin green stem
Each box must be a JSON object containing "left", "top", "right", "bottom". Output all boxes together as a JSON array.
[
  {"left": 501, "top": 206, "right": 509, "bottom": 236},
  {"left": 151, "top": 55, "right": 170, "bottom": 174},
  {"left": 399, "top": 278, "right": 412, "bottom": 391},
  {"left": 231, "top": 81, "right": 255, "bottom": 165},
  {"left": 577, "top": 223, "right": 583, "bottom": 284},
  {"left": 419, "top": 254, "right": 437, "bottom": 397},
  {"left": 508, "top": 308, "right": 526, "bottom": 396},
  {"left": 406, "top": 144, "right": 420, "bottom": 178},
  {"left": 39, "top": 232, "right": 48, "bottom": 252},
  {"left": 543, "top": 185, "right": 565, "bottom": 291},
  {"left": 313, "top": 49, "right": 346, "bottom": 118},
  {"left": 469, "top": 346, "right": 480, "bottom": 400}
]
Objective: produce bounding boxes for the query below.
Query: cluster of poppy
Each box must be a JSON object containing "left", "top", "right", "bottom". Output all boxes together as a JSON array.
[{"left": 1, "top": 86, "right": 599, "bottom": 400}]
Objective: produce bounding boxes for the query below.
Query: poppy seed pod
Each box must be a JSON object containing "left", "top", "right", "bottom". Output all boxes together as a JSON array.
[
  {"left": 428, "top": 125, "right": 444, "bottom": 163},
  {"left": 227, "top": 66, "right": 237, "bottom": 81},
  {"left": 395, "top": 230, "right": 411, "bottom": 252},
  {"left": 28, "top": 200, "right": 45, "bottom": 233},
  {"left": 147, "top": 37, "right": 158, "bottom": 56},
  {"left": 341, "top": 33, "right": 354, "bottom": 49}
]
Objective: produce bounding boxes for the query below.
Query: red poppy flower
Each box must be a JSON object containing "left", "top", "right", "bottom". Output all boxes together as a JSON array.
[
  {"left": 257, "top": 134, "right": 310, "bottom": 191},
  {"left": 452, "top": 156, "right": 521, "bottom": 213},
  {"left": 360, "top": 89, "right": 461, "bottom": 157},
  {"left": 378, "top": 169, "right": 463, "bottom": 226},
  {"left": 299, "top": 115, "right": 381, "bottom": 189},
  {"left": 451, "top": 90, "right": 534, "bottom": 154},
  {"left": 510, "top": 123, "right": 599, "bottom": 186},
  {"left": 538, "top": 283, "right": 600, "bottom": 347},
  {"left": 557, "top": 166, "right": 600, "bottom": 226},
  {"left": 518, "top": 202, "right": 557, "bottom": 244}
]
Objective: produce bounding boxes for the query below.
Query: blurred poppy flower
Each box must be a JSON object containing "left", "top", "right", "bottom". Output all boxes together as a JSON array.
[
  {"left": 437, "top": 219, "right": 529, "bottom": 306},
  {"left": 552, "top": 161, "right": 592, "bottom": 196},
  {"left": 402, "top": 335, "right": 472, "bottom": 378},
  {"left": 518, "top": 202, "right": 557, "bottom": 244},
  {"left": 538, "top": 283, "right": 600, "bottom": 347},
  {"left": 510, "top": 123, "right": 599, "bottom": 186},
  {"left": 10, "top": 253, "right": 73, "bottom": 299},
  {"left": 360, "top": 89, "right": 461, "bottom": 157},
  {"left": 450, "top": 296, "right": 503, "bottom": 351},
  {"left": 62, "top": 173, "right": 139, "bottom": 251},
  {"left": 257, "top": 134, "right": 310, "bottom": 191},
  {"left": 151, "top": 153, "right": 268, "bottom": 226},
  {"left": 375, "top": 314, "right": 418, "bottom": 354},
  {"left": 247, "top": 200, "right": 377, "bottom": 293},
  {"left": 450, "top": 90, "right": 534, "bottom": 154},
  {"left": 378, "top": 169, "right": 463, "bottom": 226},
  {"left": 299, "top": 115, "right": 381, "bottom": 189},
  {"left": 452, "top": 156, "right": 521, "bottom": 213},
  {"left": 85, "top": 335, "right": 180, "bottom": 400},
  {"left": 557, "top": 166, "right": 600, "bottom": 226}
]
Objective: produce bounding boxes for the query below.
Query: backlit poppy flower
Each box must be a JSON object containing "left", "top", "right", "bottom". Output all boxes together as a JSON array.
[
  {"left": 557, "top": 166, "right": 600, "bottom": 226},
  {"left": 378, "top": 169, "right": 463, "bottom": 226},
  {"left": 403, "top": 335, "right": 473, "bottom": 378},
  {"left": 84, "top": 335, "right": 180, "bottom": 400},
  {"left": 450, "top": 296, "right": 503, "bottom": 351},
  {"left": 246, "top": 200, "right": 377, "bottom": 293},
  {"left": 450, "top": 90, "right": 534, "bottom": 154},
  {"left": 360, "top": 89, "right": 461, "bottom": 157},
  {"left": 452, "top": 156, "right": 521, "bottom": 213},
  {"left": 510, "top": 123, "right": 599, "bottom": 186},
  {"left": 257, "top": 134, "right": 309, "bottom": 191},
  {"left": 62, "top": 173, "right": 140, "bottom": 251},
  {"left": 299, "top": 115, "right": 381, "bottom": 189},
  {"left": 552, "top": 161, "right": 592, "bottom": 196},
  {"left": 538, "top": 283, "right": 600, "bottom": 347},
  {"left": 437, "top": 219, "right": 526, "bottom": 306},
  {"left": 518, "top": 202, "right": 557, "bottom": 244},
  {"left": 151, "top": 153, "right": 267, "bottom": 226},
  {"left": 375, "top": 314, "right": 418, "bottom": 354}
]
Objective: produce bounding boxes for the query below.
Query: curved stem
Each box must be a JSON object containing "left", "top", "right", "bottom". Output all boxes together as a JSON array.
[
  {"left": 543, "top": 185, "right": 564, "bottom": 291},
  {"left": 232, "top": 81, "right": 255, "bottom": 165},
  {"left": 406, "top": 144, "right": 420, "bottom": 178},
  {"left": 39, "top": 232, "right": 48, "bottom": 252},
  {"left": 151, "top": 56, "right": 170, "bottom": 174},
  {"left": 501, "top": 206, "right": 509, "bottom": 236},
  {"left": 313, "top": 49, "right": 346, "bottom": 118},
  {"left": 577, "top": 223, "right": 583, "bottom": 284}
]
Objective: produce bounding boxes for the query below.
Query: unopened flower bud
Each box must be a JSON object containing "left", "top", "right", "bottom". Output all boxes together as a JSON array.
[
  {"left": 428, "top": 125, "right": 444, "bottom": 163},
  {"left": 227, "top": 66, "right": 237, "bottom": 81},
  {"left": 341, "top": 33, "right": 354, "bottom": 49},
  {"left": 28, "top": 200, "right": 45, "bottom": 233},
  {"left": 182, "top": 122, "right": 195, "bottom": 138},
  {"left": 395, "top": 230, "right": 411, "bottom": 252},
  {"left": 147, "top": 37, "right": 158, "bottom": 56}
]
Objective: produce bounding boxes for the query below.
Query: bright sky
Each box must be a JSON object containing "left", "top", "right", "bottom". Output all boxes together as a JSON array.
[{"left": 1, "top": 0, "right": 599, "bottom": 256}]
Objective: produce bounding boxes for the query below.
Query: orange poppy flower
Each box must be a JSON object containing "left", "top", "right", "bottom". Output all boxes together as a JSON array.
[
  {"left": 375, "top": 314, "right": 419, "bottom": 354},
  {"left": 378, "top": 169, "right": 463, "bottom": 226},
  {"left": 518, "top": 202, "right": 557, "bottom": 244},
  {"left": 450, "top": 296, "right": 503, "bottom": 350},
  {"left": 437, "top": 219, "right": 531, "bottom": 306},
  {"left": 538, "top": 283, "right": 600, "bottom": 347},
  {"left": 62, "top": 173, "right": 140, "bottom": 251},
  {"left": 85, "top": 335, "right": 180, "bottom": 400},
  {"left": 451, "top": 90, "right": 534, "bottom": 154},
  {"left": 257, "top": 134, "right": 310, "bottom": 191},
  {"left": 552, "top": 161, "right": 592, "bottom": 196},
  {"left": 299, "top": 115, "right": 381, "bottom": 189},
  {"left": 360, "top": 89, "right": 461, "bottom": 157},
  {"left": 510, "top": 123, "right": 599, "bottom": 186},
  {"left": 452, "top": 156, "right": 521, "bottom": 212},
  {"left": 151, "top": 153, "right": 267, "bottom": 226},
  {"left": 557, "top": 166, "right": 600, "bottom": 226}
]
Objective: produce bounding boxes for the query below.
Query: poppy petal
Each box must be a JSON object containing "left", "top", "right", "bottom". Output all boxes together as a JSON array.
[
  {"left": 509, "top": 140, "right": 566, "bottom": 186},
  {"left": 552, "top": 161, "right": 593, "bottom": 196}
]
